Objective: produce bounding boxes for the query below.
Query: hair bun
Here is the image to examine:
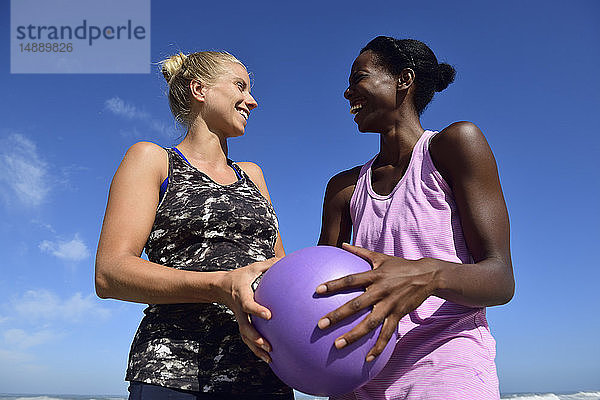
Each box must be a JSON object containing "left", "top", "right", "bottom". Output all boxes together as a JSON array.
[
  {"left": 435, "top": 63, "right": 456, "bottom": 92},
  {"left": 161, "top": 52, "right": 187, "bottom": 84}
]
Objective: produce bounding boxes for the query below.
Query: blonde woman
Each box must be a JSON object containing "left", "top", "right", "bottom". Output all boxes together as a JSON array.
[{"left": 95, "top": 51, "right": 292, "bottom": 399}]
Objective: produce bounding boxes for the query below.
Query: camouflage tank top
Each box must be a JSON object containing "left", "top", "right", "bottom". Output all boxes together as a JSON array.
[{"left": 125, "top": 148, "right": 292, "bottom": 396}]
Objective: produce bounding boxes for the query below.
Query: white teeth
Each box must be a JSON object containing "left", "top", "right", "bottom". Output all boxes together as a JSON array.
[
  {"left": 350, "top": 104, "right": 363, "bottom": 114},
  {"left": 237, "top": 109, "right": 249, "bottom": 120}
]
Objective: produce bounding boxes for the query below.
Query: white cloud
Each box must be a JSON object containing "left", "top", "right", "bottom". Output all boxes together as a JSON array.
[
  {"left": 13, "top": 290, "right": 111, "bottom": 323},
  {"left": 57, "top": 164, "right": 89, "bottom": 190},
  {"left": 105, "top": 97, "right": 150, "bottom": 120},
  {"left": 0, "top": 134, "right": 50, "bottom": 207},
  {"left": 3, "top": 328, "right": 59, "bottom": 349},
  {"left": 105, "top": 96, "right": 176, "bottom": 137},
  {"left": 29, "top": 219, "right": 56, "bottom": 233},
  {"left": 39, "top": 233, "right": 90, "bottom": 262}
]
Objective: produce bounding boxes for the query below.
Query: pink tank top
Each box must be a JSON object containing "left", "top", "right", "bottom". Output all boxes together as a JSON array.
[{"left": 334, "top": 130, "right": 500, "bottom": 400}]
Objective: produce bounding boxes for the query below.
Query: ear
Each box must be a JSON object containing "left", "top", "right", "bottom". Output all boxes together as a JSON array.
[
  {"left": 190, "top": 80, "right": 207, "bottom": 103},
  {"left": 397, "top": 68, "right": 415, "bottom": 90}
]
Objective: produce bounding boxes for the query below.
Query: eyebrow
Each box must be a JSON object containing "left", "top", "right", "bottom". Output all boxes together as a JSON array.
[{"left": 233, "top": 75, "right": 248, "bottom": 86}]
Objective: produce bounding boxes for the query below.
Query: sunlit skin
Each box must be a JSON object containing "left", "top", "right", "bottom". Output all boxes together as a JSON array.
[
  {"left": 95, "top": 61, "right": 282, "bottom": 364},
  {"left": 317, "top": 50, "right": 514, "bottom": 362}
]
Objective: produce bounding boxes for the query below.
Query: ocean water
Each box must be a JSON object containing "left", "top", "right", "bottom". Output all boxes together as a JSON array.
[{"left": 0, "top": 392, "right": 599, "bottom": 400}]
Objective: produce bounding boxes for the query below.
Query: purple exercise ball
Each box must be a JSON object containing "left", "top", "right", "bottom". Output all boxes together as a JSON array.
[{"left": 252, "top": 246, "right": 397, "bottom": 396}]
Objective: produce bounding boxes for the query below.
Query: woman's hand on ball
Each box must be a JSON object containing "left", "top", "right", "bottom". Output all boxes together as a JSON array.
[
  {"left": 316, "top": 243, "right": 440, "bottom": 362},
  {"left": 216, "top": 257, "right": 279, "bottom": 363},
  {"left": 237, "top": 310, "right": 273, "bottom": 364}
]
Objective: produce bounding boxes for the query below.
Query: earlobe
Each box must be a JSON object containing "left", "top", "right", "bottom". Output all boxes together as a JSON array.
[
  {"left": 397, "top": 77, "right": 409, "bottom": 91},
  {"left": 397, "top": 78, "right": 404, "bottom": 90}
]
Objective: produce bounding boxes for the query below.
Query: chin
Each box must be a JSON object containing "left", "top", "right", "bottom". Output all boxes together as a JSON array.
[
  {"left": 228, "top": 122, "right": 246, "bottom": 137},
  {"left": 234, "top": 127, "right": 246, "bottom": 137},
  {"left": 356, "top": 121, "right": 375, "bottom": 134},
  {"left": 355, "top": 117, "right": 381, "bottom": 134},
  {"left": 356, "top": 123, "right": 368, "bottom": 133}
]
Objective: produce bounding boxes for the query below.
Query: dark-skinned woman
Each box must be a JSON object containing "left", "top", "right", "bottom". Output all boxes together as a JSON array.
[{"left": 317, "top": 36, "right": 514, "bottom": 400}]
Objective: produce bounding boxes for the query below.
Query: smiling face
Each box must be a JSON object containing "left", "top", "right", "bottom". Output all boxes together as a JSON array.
[
  {"left": 344, "top": 50, "right": 400, "bottom": 133},
  {"left": 201, "top": 62, "right": 258, "bottom": 138}
]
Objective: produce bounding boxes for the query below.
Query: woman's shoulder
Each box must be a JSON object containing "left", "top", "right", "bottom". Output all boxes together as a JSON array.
[
  {"left": 432, "top": 121, "right": 486, "bottom": 149},
  {"left": 120, "top": 141, "right": 169, "bottom": 180},
  {"left": 430, "top": 121, "right": 492, "bottom": 161},
  {"left": 324, "top": 165, "right": 363, "bottom": 205},
  {"left": 328, "top": 165, "right": 363, "bottom": 189},
  {"left": 122, "top": 141, "right": 168, "bottom": 164},
  {"left": 125, "top": 141, "right": 167, "bottom": 158},
  {"left": 235, "top": 161, "right": 267, "bottom": 187},
  {"left": 429, "top": 121, "right": 496, "bottom": 187},
  {"left": 236, "top": 161, "right": 263, "bottom": 178}
]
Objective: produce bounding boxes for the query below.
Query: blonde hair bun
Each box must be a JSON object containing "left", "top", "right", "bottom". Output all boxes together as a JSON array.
[{"left": 161, "top": 52, "right": 187, "bottom": 84}]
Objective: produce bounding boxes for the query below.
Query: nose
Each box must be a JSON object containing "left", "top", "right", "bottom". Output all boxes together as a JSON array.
[
  {"left": 246, "top": 93, "right": 258, "bottom": 110},
  {"left": 344, "top": 85, "right": 352, "bottom": 100}
]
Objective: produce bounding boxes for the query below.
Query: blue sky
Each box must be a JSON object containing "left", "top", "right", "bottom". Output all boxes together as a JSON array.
[{"left": 1, "top": 0, "right": 599, "bottom": 396}]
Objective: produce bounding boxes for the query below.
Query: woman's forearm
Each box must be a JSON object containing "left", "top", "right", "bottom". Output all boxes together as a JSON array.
[
  {"left": 95, "top": 254, "right": 228, "bottom": 304},
  {"left": 429, "top": 256, "right": 514, "bottom": 308}
]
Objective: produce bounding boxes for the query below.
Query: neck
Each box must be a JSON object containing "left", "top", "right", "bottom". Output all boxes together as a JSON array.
[
  {"left": 376, "top": 112, "right": 424, "bottom": 166},
  {"left": 177, "top": 118, "right": 229, "bottom": 165}
]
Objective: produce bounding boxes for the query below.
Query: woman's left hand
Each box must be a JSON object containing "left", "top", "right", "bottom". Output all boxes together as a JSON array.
[
  {"left": 316, "top": 243, "right": 440, "bottom": 362},
  {"left": 216, "top": 257, "right": 279, "bottom": 363}
]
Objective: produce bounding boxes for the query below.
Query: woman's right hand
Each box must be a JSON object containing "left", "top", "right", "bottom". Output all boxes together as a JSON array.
[{"left": 216, "top": 257, "right": 280, "bottom": 363}]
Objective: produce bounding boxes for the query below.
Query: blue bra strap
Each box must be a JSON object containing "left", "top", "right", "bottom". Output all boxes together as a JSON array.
[
  {"left": 159, "top": 177, "right": 169, "bottom": 201},
  {"left": 172, "top": 147, "right": 191, "bottom": 165},
  {"left": 228, "top": 159, "right": 243, "bottom": 180},
  {"left": 158, "top": 147, "right": 188, "bottom": 202}
]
